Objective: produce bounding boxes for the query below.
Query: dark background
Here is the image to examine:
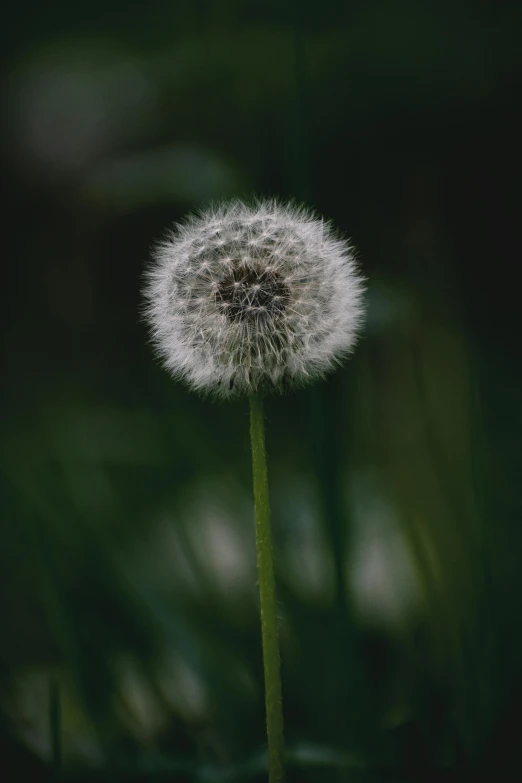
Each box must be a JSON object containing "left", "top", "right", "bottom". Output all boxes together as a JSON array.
[{"left": 2, "top": 1, "right": 522, "bottom": 780}]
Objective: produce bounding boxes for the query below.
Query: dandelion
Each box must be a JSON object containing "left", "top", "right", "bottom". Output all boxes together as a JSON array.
[
  {"left": 143, "top": 199, "right": 366, "bottom": 782},
  {"left": 143, "top": 199, "right": 365, "bottom": 398}
]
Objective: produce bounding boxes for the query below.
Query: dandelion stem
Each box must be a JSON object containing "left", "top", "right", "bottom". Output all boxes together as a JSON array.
[{"left": 249, "top": 393, "right": 284, "bottom": 782}]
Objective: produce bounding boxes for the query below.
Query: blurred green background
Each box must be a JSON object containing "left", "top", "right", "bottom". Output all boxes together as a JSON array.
[{"left": 2, "top": 1, "right": 522, "bottom": 780}]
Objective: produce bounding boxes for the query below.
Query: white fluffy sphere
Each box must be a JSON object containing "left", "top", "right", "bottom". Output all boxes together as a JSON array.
[{"left": 143, "top": 199, "right": 365, "bottom": 397}]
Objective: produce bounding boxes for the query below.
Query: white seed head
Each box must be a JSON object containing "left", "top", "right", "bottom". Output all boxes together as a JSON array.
[{"left": 143, "top": 199, "right": 366, "bottom": 398}]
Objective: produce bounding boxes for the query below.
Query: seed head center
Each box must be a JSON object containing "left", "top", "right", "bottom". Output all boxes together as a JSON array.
[{"left": 216, "top": 266, "right": 290, "bottom": 323}]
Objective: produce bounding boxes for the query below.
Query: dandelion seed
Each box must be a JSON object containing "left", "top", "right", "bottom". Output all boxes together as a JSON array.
[{"left": 143, "top": 199, "right": 365, "bottom": 398}]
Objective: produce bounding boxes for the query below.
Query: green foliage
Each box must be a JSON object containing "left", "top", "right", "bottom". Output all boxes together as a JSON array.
[{"left": 2, "top": 0, "right": 522, "bottom": 779}]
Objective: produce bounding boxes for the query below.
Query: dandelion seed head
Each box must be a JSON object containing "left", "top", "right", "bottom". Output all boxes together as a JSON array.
[{"left": 143, "top": 199, "right": 366, "bottom": 398}]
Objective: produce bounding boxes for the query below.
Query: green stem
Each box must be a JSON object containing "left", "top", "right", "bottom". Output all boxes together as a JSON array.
[
  {"left": 249, "top": 394, "right": 284, "bottom": 782},
  {"left": 50, "top": 678, "right": 61, "bottom": 776}
]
